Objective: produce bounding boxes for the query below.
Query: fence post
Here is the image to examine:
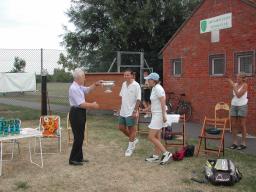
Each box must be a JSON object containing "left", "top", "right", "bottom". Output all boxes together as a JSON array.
[
  {"left": 41, "top": 69, "right": 47, "bottom": 116},
  {"left": 41, "top": 48, "right": 47, "bottom": 116},
  {"left": 41, "top": 48, "right": 43, "bottom": 74}
]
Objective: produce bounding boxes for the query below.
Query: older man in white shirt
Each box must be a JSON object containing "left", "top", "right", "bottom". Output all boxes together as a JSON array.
[
  {"left": 68, "top": 68, "right": 101, "bottom": 166},
  {"left": 119, "top": 69, "right": 141, "bottom": 157}
]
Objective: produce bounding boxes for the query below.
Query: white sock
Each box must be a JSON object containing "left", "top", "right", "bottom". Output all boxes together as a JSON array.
[{"left": 128, "top": 142, "right": 133, "bottom": 148}]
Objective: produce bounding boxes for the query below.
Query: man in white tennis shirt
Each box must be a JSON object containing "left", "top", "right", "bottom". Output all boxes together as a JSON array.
[{"left": 119, "top": 68, "right": 141, "bottom": 157}]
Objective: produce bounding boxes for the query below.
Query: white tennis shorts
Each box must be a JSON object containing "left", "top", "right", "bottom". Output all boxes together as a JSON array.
[{"left": 148, "top": 113, "right": 166, "bottom": 130}]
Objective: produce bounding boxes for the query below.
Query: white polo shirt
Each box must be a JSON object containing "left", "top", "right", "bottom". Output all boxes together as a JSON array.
[
  {"left": 119, "top": 80, "right": 141, "bottom": 117},
  {"left": 150, "top": 84, "right": 165, "bottom": 113}
]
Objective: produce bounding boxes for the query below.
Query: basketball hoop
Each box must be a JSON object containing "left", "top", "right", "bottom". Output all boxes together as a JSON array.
[{"left": 101, "top": 81, "right": 115, "bottom": 93}]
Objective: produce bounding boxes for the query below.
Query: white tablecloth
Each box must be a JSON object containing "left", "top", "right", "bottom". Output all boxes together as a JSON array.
[{"left": 166, "top": 114, "right": 180, "bottom": 126}]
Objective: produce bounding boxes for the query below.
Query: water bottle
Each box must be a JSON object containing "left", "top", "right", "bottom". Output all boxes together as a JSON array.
[
  {"left": 0, "top": 120, "right": 3, "bottom": 137},
  {"left": 3, "top": 120, "right": 9, "bottom": 136},
  {"left": 10, "top": 120, "right": 15, "bottom": 135},
  {"left": 15, "top": 119, "right": 21, "bottom": 134}
]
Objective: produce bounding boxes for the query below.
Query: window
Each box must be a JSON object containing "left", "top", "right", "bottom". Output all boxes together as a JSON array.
[
  {"left": 235, "top": 51, "right": 254, "bottom": 75},
  {"left": 171, "top": 58, "right": 182, "bottom": 76},
  {"left": 209, "top": 54, "right": 225, "bottom": 76}
]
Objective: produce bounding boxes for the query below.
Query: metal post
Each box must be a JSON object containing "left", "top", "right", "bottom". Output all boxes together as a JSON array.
[
  {"left": 140, "top": 52, "right": 144, "bottom": 84},
  {"left": 40, "top": 48, "right": 43, "bottom": 74},
  {"left": 41, "top": 69, "right": 48, "bottom": 116},
  {"left": 117, "top": 51, "right": 121, "bottom": 72},
  {"left": 107, "top": 57, "right": 117, "bottom": 72}
]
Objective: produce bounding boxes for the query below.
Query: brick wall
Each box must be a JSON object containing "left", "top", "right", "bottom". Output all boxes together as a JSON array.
[
  {"left": 84, "top": 73, "right": 123, "bottom": 111},
  {"left": 162, "top": 0, "right": 256, "bottom": 134}
]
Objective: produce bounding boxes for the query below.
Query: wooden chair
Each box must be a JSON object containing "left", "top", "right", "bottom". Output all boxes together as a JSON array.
[
  {"left": 137, "top": 111, "right": 151, "bottom": 135},
  {"left": 196, "top": 117, "right": 226, "bottom": 158},
  {"left": 215, "top": 102, "right": 231, "bottom": 132},
  {"left": 36, "top": 115, "right": 62, "bottom": 153},
  {"left": 67, "top": 112, "right": 88, "bottom": 146},
  {"left": 163, "top": 114, "right": 186, "bottom": 148}
]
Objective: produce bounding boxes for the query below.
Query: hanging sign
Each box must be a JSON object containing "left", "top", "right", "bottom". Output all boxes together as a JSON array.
[{"left": 200, "top": 13, "right": 232, "bottom": 33}]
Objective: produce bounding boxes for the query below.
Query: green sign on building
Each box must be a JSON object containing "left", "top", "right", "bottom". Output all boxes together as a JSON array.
[{"left": 200, "top": 13, "right": 232, "bottom": 33}]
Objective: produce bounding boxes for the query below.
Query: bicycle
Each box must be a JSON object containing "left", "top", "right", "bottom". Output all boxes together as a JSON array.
[{"left": 166, "top": 92, "right": 192, "bottom": 121}]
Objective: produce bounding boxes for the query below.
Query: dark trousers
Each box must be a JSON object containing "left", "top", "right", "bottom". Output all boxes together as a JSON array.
[{"left": 69, "top": 107, "right": 87, "bottom": 162}]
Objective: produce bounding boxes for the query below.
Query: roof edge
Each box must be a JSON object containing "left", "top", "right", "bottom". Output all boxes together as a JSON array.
[
  {"left": 241, "top": 0, "right": 256, "bottom": 8},
  {"left": 158, "top": 0, "right": 206, "bottom": 56},
  {"left": 159, "top": 0, "right": 256, "bottom": 57}
]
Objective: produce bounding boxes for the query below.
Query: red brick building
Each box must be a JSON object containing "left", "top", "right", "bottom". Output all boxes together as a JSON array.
[{"left": 161, "top": 0, "right": 256, "bottom": 134}]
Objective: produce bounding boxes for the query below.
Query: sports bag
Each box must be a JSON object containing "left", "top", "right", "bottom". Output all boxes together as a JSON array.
[
  {"left": 205, "top": 159, "right": 242, "bottom": 185},
  {"left": 172, "top": 147, "right": 186, "bottom": 161},
  {"left": 184, "top": 145, "right": 195, "bottom": 157}
]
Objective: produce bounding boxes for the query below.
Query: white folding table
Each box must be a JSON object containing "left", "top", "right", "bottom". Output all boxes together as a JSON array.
[{"left": 0, "top": 128, "right": 43, "bottom": 176}]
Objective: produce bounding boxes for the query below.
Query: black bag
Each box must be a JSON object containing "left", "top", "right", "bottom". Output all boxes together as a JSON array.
[
  {"left": 184, "top": 145, "right": 195, "bottom": 157},
  {"left": 161, "top": 126, "right": 173, "bottom": 140},
  {"left": 205, "top": 159, "right": 242, "bottom": 185}
]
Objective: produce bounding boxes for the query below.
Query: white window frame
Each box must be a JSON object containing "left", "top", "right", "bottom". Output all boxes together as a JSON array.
[
  {"left": 211, "top": 57, "right": 225, "bottom": 76},
  {"left": 209, "top": 54, "right": 225, "bottom": 76},
  {"left": 238, "top": 55, "right": 253, "bottom": 75},
  {"left": 173, "top": 59, "right": 182, "bottom": 76}
]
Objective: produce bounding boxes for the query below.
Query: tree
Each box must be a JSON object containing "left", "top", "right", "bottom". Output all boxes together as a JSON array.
[
  {"left": 10, "top": 57, "right": 26, "bottom": 72},
  {"left": 60, "top": 0, "right": 201, "bottom": 73},
  {"left": 51, "top": 68, "right": 73, "bottom": 82},
  {"left": 57, "top": 53, "right": 78, "bottom": 71}
]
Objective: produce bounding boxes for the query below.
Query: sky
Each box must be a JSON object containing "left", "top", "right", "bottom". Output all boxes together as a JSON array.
[
  {"left": 0, "top": 0, "right": 73, "bottom": 74},
  {"left": 0, "top": 0, "right": 72, "bottom": 49}
]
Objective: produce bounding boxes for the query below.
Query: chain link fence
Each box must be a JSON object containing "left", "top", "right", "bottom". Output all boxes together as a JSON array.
[
  {"left": 0, "top": 48, "right": 70, "bottom": 116},
  {"left": 0, "top": 49, "right": 151, "bottom": 117}
]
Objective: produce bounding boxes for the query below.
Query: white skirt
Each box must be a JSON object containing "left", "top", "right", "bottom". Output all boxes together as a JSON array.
[{"left": 148, "top": 113, "right": 165, "bottom": 130}]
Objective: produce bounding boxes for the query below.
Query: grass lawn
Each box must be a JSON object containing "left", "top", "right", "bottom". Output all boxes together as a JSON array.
[{"left": 0, "top": 107, "right": 255, "bottom": 192}]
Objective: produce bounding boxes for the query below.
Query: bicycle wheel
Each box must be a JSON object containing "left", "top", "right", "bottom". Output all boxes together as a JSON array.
[
  {"left": 177, "top": 103, "right": 192, "bottom": 121},
  {"left": 166, "top": 99, "right": 175, "bottom": 114},
  {"left": 166, "top": 101, "right": 171, "bottom": 114}
]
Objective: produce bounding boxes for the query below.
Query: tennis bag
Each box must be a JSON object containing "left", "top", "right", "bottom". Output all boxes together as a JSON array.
[
  {"left": 184, "top": 145, "right": 195, "bottom": 157},
  {"left": 205, "top": 159, "right": 242, "bottom": 185}
]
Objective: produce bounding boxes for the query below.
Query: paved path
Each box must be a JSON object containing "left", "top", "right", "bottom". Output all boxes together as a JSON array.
[
  {"left": 184, "top": 122, "right": 256, "bottom": 155},
  {"left": 0, "top": 97, "right": 69, "bottom": 113},
  {"left": 0, "top": 97, "right": 255, "bottom": 155}
]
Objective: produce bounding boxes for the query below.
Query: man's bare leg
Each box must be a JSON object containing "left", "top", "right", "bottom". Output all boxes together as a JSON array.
[{"left": 118, "top": 124, "right": 130, "bottom": 137}]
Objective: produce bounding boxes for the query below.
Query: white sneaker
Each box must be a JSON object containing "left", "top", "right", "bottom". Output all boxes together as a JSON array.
[
  {"left": 125, "top": 141, "right": 135, "bottom": 157},
  {"left": 160, "top": 152, "right": 172, "bottom": 165},
  {"left": 125, "top": 147, "right": 134, "bottom": 157},
  {"left": 145, "top": 155, "right": 160, "bottom": 162},
  {"left": 125, "top": 139, "right": 139, "bottom": 157},
  {"left": 133, "top": 138, "right": 139, "bottom": 148}
]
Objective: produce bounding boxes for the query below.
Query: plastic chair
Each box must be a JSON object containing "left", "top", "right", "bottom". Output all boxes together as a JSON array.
[
  {"left": 196, "top": 117, "right": 226, "bottom": 158},
  {"left": 67, "top": 113, "right": 88, "bottom": 146},
  {"left": 163, "top": 114, "right": 186, "bottom": 147},
  {"left": 35, "top": 115, "right": 62, "bottom": 153}
]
